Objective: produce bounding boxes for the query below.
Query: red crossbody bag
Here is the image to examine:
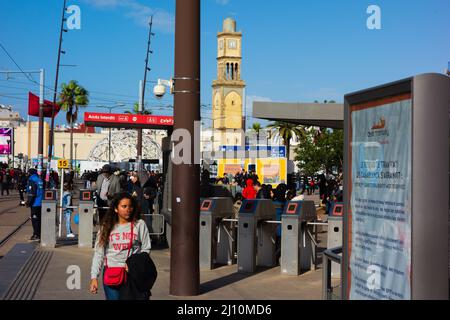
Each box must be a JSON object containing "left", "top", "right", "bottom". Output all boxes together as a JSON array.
[{"left": 103, "top": 222, "right": 134, "bottom": 287}]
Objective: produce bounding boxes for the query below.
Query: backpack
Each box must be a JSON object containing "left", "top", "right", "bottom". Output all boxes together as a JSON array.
[{"left": 26, "top": 180, "right": 38, "bottom": 207}]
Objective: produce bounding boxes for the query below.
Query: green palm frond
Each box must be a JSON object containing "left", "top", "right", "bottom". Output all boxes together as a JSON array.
[{"left": 126, "top": 102, "right": 153, "bottom": 115}]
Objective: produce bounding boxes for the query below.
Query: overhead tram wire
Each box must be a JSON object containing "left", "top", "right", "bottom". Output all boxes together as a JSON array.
[
  {"left": 0, "top": 94, "right": 28, "bottom": 101},
  {"left": 0, "top": 42, "right": 39, "bottom": 84},
  {"left": 0, "top": 45, "right": 175, "bottom": 106},
  {"left": 0, "top": 78, "right": 176, "bottom": 106}
]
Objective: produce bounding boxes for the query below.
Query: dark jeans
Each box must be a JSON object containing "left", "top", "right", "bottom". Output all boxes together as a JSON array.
[
  {"left": 19, "top": 188, "right": 25, "bottom": 201},
  {"left": 1, "top": 183, "right": 9, "bottom": 195},
  {"left": 31, "top": 206, "right": 41, "bottom": 238},
  {"left": 103, "top": 284, "right": 122, "bottom": 300}
]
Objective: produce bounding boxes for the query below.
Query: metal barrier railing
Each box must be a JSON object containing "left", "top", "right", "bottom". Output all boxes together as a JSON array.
[{"left": 323, "top": 246, "right": 342, "bottom": 300}]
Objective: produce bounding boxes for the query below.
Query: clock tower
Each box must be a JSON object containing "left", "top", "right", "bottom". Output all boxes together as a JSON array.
[{"left": 212, "top": 18, "right": 246, "bottom": 149}]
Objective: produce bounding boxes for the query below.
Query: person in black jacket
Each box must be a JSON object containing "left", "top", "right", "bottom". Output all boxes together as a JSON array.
[{"left": 18, "top": 171, "right": 28, "bottom": 206}]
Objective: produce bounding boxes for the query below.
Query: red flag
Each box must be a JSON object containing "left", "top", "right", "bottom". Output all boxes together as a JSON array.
[{"left": 28, "top": 92, "right": 61, "bottom": 118}]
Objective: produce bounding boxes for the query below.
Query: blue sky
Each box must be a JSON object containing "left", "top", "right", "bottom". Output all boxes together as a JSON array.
[{"left": 1, "top": 0, "right": 449, "bottom": 129}]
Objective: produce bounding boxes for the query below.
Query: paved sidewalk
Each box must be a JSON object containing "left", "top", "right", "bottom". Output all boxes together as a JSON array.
[
  {"left": 33, "top": 244, "right": 326, "bottom": 300},
  {"left": 1, "top": 188, "right": 331, "bottom": 300}
]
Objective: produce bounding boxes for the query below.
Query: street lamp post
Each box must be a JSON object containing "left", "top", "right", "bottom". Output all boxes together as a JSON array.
[
  {"left": 137, "top": 16, "right": 154, "bottom": 173},
  {"left": 6, "top": 139, "right": 11, "bottom": 166},
  {"left": 0, "top": 69, "right": 44, "bottom": 174},
  {"left": 109, "top": 125, "right": 112, "bottom": 164},
  {"left": 74, "top": 143, "right": 78, "bottom": 178},
  {"left": 62, "top": 143, "right": 65, "bottom": 159},
  {"left": 95, "top": 104, "right": 125, "bottom": 163}
]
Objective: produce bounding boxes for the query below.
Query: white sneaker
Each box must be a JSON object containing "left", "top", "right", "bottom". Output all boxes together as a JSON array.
[{"left": 67, "top": 233, "right": 76, "bottom": 238}]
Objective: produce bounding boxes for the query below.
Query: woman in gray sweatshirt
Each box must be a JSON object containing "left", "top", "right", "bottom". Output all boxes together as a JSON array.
[{"left": 89, "top": 192, "right": 151, "bottom": 300}]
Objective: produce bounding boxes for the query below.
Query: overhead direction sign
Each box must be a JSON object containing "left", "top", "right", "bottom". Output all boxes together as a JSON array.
[{"left": 84, "top": 112, "right": 174, "bottom": 129}]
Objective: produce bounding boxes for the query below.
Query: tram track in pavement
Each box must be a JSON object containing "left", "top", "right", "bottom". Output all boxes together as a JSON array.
[
  {"left": 0, "top": 218, "right": 31, "bottom": 248},
  {"left": 0, "top": 195, "right": 31, "bottom": 249}
]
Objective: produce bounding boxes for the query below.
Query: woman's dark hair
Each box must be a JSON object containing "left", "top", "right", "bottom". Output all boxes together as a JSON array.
[
  {"left": 273, "top": 184, "right": 287, "bottom": 203},
  {"left": 98, "top": 192, "right": 141, "bottom": 248}
]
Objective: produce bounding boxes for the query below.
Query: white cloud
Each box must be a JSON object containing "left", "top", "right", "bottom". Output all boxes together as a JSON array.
[{"left": 83, "top": 0, "right": 174, "bottom": 33}]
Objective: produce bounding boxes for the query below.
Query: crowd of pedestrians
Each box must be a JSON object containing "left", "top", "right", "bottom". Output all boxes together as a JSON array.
[
  {"left": 212, "top": 168, "right": 344, "bottom": 218},
  {"left": 86, "top": 165, "right": 163, "bottom": 224}
]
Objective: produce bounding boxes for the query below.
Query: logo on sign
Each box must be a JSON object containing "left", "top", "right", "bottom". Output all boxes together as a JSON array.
[
  {"left": 368, "top": 116, "right": 389, "bottom": 138},
  {"left": 132, "top": 117, "right": 138, "bottom": 122},
  {"left": 160, "top": 118, "right": 173, "bottom": 125}
]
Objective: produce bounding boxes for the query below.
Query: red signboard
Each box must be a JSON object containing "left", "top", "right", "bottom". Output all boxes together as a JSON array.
[{"left": 84, "top": 112, "right": 174, "bottom": 129}]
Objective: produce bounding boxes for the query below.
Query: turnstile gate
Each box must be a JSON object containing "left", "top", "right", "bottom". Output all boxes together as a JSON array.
[
  {"left": 281, "top": 200, "right": 316, "bottom": 275},
  {"left": 237, "top": 199, "right": 277, "bottom": 273},
  {"left": 78, "top": 190, "right": 95, "bottom": 249},
  {"left": 327, "top": 202, "right": 343, "bottom": 278},
  {"left": 199, "top": 198, "right": 234, "bottom": 270},
  {"left": 41, "top": 190, "right": 58, "bottom": 248}
]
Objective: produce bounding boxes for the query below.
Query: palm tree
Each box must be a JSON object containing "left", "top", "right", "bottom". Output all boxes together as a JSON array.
[
  {"left": 59, "top": 80, "right": 89, "bottom": 170},
  {"left": 125, "top": 102, "right": 153, "bottom": 115},
  {"left": 267, "top": 121, "right": 305, "bottom": 160},
  {"left": 252, "top": 122, "right": 262, "bottom": 144}
]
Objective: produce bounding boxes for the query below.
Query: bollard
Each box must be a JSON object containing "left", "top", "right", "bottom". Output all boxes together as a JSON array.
[
  {"left": 281, "top": 201, "right": 316, "bottom": 275},
  {"left": 78, "top": 190, "right": 95, "bottom": 249},
  {"left": 41, "top": 190, "right": 57, "bottom": 248}
]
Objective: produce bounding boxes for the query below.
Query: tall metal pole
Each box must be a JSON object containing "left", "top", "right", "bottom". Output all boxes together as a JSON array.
[
  {"left": 108, "top": 106, "right": 114, "bottom": 164},
  {"left": 74, "top": 143, "right": 78, "bottom": 178},
  {"left": 38, "top": 68, "right": 45, "bottom": 177},
  {"left": 48, "top": 0, "right": 67, "bottom": 183},
  {"left": 170, "top": 0, "right": 200, "bottom": 296},
  {"left": 11, "top": 128, "right": 15, "bottom": 169},
  {"left": 137, "top": 16, "right": 154, "bottom": 173},
  {"left": 109, "top": 125, "right": 112, "bottom": 164},
  {"left": 138, "top": 80, "right": 144, "bottom": 170}
]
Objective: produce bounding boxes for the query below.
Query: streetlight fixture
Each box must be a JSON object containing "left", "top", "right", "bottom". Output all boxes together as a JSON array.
[{"left": 95, "top": 104, "right": 126, "bottom": 163}]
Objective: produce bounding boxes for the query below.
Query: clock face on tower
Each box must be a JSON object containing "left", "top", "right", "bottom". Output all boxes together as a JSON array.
[{"left": 228, "top": 39, "right": 237, "bottom": 49}]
